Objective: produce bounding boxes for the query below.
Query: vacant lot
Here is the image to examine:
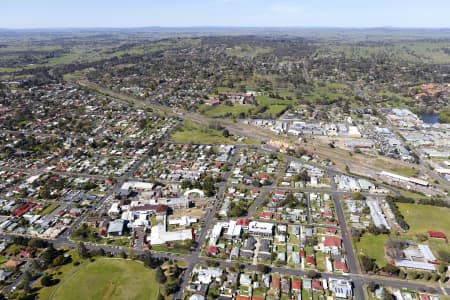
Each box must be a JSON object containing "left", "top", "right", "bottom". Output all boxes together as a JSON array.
[
  {"left": 398, "top": 203, "right": 450, "bottom": 238},
  {"left": 50, "top": 258, "right": 158, "bottom": 300},
  {"left": 356, "top": 234, "right": 388, "bottom": 267},
  {"left": 170, "top": 119, "right": 256, "bottom": 144}
]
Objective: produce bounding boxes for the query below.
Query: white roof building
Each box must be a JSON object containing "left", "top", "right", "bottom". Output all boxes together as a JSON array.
[
  {"left": 225, "top": 220, "right": 242, "bottom": 238},
  {"left": 196, "top": 267, "right": 223, "bottom": 284},
  {"left": 168, "top": 216, "right": 198, "bottom": 227},
  {"left": 148, "top": 223, "right": 192, "bottom": 245},
  {"left": 329, "top": 278, "right": 353, "bottom": 298},
  {"left": 121, "top": 181, "right": 154, "bottom": 191},
  {"left": 248, "top": 221, "right": 274, "bottom": 236},
  {"left": 395, "top": 260, "right": 436, "bottom": 271}
]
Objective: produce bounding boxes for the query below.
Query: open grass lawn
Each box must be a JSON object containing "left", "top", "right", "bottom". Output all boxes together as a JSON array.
[
  {"left": 170, "top": 119, "right": 237, "bottom": 144},
  {"left": 398, "top": 203, "right": 450, "bottom": 238},
  {"left": 39, "top": 204, "right": 59, "bottom": 216},
  {"left": 356, "top": 234, "right": 388, "bottom": 267},
  {"left": 48, "top": 258, "right": 158, "bottom": 300},
  {"left": 200, "top": 104, "right": 252, "bottom": 118},
  {"left": 170, "top": 119, "right": 256, "bottom": 144},
  {"left": 373, "top": 160, "right": 419, "bottom": 177},
  {"left": 398, "top": 189, "right": 428, "bottom": 200},
  {"left": 200, "top": 94, "right": 295, "bottom": 119}
]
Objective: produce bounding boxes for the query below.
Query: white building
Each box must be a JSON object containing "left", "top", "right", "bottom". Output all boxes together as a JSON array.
[
  {"left": 329, "top": 278, "right": 353, "bottom": 298},
  {"left": 248, "top": 221, "right": 274, "bottom": 237}
]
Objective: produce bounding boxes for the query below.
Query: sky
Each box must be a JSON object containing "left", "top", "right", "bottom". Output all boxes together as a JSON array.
[{"left": 2, "top": 0, "right": 450, "bottom": 29}]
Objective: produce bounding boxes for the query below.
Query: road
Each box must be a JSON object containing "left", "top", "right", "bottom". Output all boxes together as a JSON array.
[{"left": 329, "top": 169, "right": 364, "bottom": 300}]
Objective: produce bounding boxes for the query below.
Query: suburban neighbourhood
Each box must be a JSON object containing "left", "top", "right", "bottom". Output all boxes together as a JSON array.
[{"left": 0, "top": 9, "right": 450, "bottom": 300}]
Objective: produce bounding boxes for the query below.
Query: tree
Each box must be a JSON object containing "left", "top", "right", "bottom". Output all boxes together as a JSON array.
[
  {"left": 367, "top": 281, "right": 378, "bottom": 293},
  {"left": 222, "top": 129, "right": 230, "bottom": 137},
  {"left": 360, "top": 255, "right": 377, "bottom": 273},
  {"left": 157, "top": 293, "right": 164, "bottom": 300},
  {"left": 256, "top": 264, "right": 269, "bottom": 274},
  {"left": 52, "top": 255, "right": 64, "bottom": 267},
  {"left": 77, "top": 242, "right": 89, "bottom": 259},
  {"left": 352, "top": 192, "right": 365, "bottom": 200},
  {"left": 155, "top": 267, "right": 167, "bottom": 284},
  {"left": 41, "top": 274, "right": 53, "bottom": 287},
  {"left": 306, "top": 270, "right": 318, "bottom": 279},
  {"left": 384, "top": 263, "right": 400, "bottom": 276},
  {"left": 438, "top": 262, "right": 447, "bottom": 274},
  {"left": 28, "top": 238, "right": 47, "bottom": 249},
  {"left": 120, "top": 251, "right": 127, "bottom": 259}
]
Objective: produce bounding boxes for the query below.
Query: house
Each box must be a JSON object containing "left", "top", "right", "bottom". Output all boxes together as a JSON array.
[
  {"left": 107, "top": 219, "right": 125, "bottom": 237},
  {"left": 334, "top": 260, "right": 349, "bottom": 273},
  {"left": 306, "top": 256, "right": 316, "bottom": 266},
  {"left": 197, "top": 267, "right": 223, "bottom": 284},
  {"left": 303, "top": 278, "right": 312, "bottom": 290},
  {"left": 271, "top": 276, "right": 280, "bottom": 290},
  {"left": 262, "top": 274, "right": 271, "bottom": 288},
  {"left": 240, "top": 273, "right": 252, "bottom": 286},
  {"left": 427, "top": 231, "right": 446, "bottom": 240},
  {"left": 322, "top": 236, "right": 342, "bottom": 252},
  {"left": 312, "top": 279, "right": 323, "bottom": 291},
  {"left": 291, "top": 252, "right": 300, "bottom": 264},
  {"left": 281, "top": 277, "right": 290, "bottom": 294},
  {"left": 205, "top": 246, "right": 219, "bottom": 256},
  {"left": 0, "top": 270, "right": 11, "bottom": 281},
  {"left": 277, "top": 252, "right": 286, "bottom": 262},
  {"left": 292, "top": 279, "right": 301, "bottom": 292},
  {"left": 329, "top": 278, "right": 353, "bottom": 298},
  {"left": 258, "top": 211, "right": 273, "bottom": 219},
  {"left": 17, "top": 248, "right": 34, "bottom": 259},
  {"left": 189, "top": 295, "right": 205, "bottom": 300},
  {"left": 4, "top": 259, "right": 22, "bottom": 269},
  {"left": 244, "top": 236, "right": 257, "bottom": 251},
  {"left": 230, "top": 247, "right": 240, "bottom": 259}
]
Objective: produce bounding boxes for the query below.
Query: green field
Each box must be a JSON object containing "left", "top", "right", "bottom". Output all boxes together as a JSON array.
[
  {"left": 356, "top": 234, "right": 388, "bottom": 267},
  {"left": 170, "top": 119, "right": 256, "bottom": 144},
  {"left": 49, "top": 258, "right": 158, "bottom": 300},
  {"left": 200, "top": 104, "right": 252, "bottom": 118},
  {"left": 39, "top": 204, "right": 59, "bottom": 216},
  {"left": 398, "top": 189, "right": 427, "bottom": 200},
  {"left": 398, "top": 203, "right": 450, "bottom": 237},
  {"left": 199, "top": 94, "right": 294, "bottom": 119}
]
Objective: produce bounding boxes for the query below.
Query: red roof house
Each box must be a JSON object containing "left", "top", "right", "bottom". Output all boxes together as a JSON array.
[
  {"left": 312, "top": 279, "right": 323, "bottom": 291},
  {"left": 323, "top": 236, "right": 342, "bottom": 249},
  {"left": 306, "top": 256, "right": 316, "bottom": 266},
  {"left": 258, "top": 211, "right": 273, "bottom": 219},
  {"left": 292, "top": 279, "right": 301, "bottom": 291},
  {"left": 271, "top": 276, "right": 281, "bottom": 289},
  {"left": 236, "top": 218, "right": 250, "bottom": 226},
  {"left": 235, "top": 296, "right": 250, "bottom": 300},
  {"left": 334, "top": 260, "right": 349, "bottom": 273},
  {"left": 427, "top": 231, "right": 446, "bottom": 239},
  {"left": 205, "top": 246, "right": 219, "bottom": 256}
]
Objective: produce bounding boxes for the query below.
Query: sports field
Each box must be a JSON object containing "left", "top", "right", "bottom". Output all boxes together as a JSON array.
[{"left": 49, "top": 258, "right": 158, "bottom": 300}]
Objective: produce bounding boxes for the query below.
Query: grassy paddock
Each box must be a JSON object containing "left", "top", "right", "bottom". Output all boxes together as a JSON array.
[
  {"left": 49, "top": 258, "right": 158, "bottom": 300},
  {"left": 398, "top": 203, "right": 450, "bottom": 237},
  {"left": 356, "top": 234, "right": 388, "bottom": 267}
]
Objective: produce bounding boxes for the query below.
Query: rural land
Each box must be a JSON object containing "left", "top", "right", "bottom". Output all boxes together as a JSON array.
[{"left": 0, "top": 27, "right": 449, "bottom": 300}]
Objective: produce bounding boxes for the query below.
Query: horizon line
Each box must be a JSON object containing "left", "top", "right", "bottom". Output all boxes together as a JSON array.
[{"left": 2, "top": 25, "right": 450, "bottom": 31}]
